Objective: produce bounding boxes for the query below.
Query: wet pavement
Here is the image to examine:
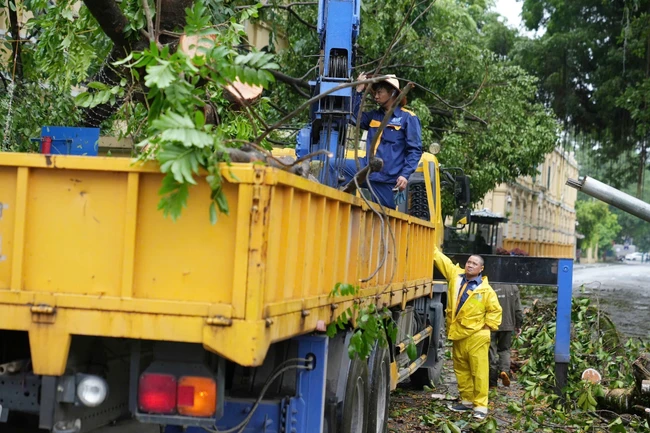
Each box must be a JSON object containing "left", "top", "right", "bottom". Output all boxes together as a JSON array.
[
  {"left": 388, "top": 261, "right": 650, "bottom": 431},
  {"left": 571, "top": 261, "right": 650, "bottom": 339}
]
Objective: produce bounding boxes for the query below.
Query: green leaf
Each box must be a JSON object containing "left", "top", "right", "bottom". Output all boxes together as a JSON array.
[
  {"left": 145, "top": 60, "right": 175, "bottom": 89},
  {"left": 113, "top": 53, "right": 134, "bottom": 67},
  {"left": 406, "top": 341, "right": 418, "bottom": 361},
  {"left": 209, "top": 202, "right": 218, "bottom": 225},
  {"left": 87, "top": 82, "right": 109, "bottom": 90},
  {"left": 157, "top": 175, "right": 189, "bottom": 221},
  {"left": 161, "top": 128, "right": 213, "bottom": 148},
  {"left": 326, "top": 323, "right": 338, "bottom": 338},
  {"left": 152, "top": 111, "right": 195, "bottom": 130},
  {"left": 195, "top": 110, "right": 205, "bottom": 129},
  {"left": 608, "top": 418, "right": 627, "bottom": 433},
  {"left": 216, "top": 190, "right": 229, "bottom": 215}
]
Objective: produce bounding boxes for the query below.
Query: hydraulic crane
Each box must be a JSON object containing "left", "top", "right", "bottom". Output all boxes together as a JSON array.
[{"left": 296, "top": 0, "right": 362, "bottom": 187}]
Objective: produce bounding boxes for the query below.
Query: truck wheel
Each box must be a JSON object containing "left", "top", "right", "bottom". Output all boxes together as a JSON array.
[
  {"left": 340, "top": 357, "right": 369, "bottom": 433},
  {"left": 366, "top": 344, "right": 390, "bottom": 433}
]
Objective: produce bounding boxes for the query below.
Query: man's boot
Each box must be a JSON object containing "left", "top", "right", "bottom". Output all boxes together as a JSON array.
[{"left": 499, "top": 371, "right": 511, "bottom": 387}]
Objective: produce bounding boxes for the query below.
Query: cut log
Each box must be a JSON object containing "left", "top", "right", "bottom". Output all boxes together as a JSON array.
[
  {"left": 223, "top": 79, "right": 264, "bottom": 106},
  {"left": 594, "top": 353, "right": 650, "bottom": 417},
  {"left": 204, "top": 103, "right": 219, "bottom": 126},
  {"left": 178, "top": 34, "right": 264, "bottom": 106},
  {"left": 341, "top": 157, "right": 384, "bottom": 194},
  {"left": 222, "top": 147, "right": 311, "bottom": 178},
  {"left": 178, "top": 34, "right": 216, "bottom": 60}
]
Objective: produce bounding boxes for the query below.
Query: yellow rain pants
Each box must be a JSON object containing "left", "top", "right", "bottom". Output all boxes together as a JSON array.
[{"left": 452, "top": 329, "right": 491, "bottom": 411}]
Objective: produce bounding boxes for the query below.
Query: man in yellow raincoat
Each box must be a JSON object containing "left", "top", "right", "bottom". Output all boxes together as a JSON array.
[{"left": 434, "top": 247, "right": 502, "bottom": 420}]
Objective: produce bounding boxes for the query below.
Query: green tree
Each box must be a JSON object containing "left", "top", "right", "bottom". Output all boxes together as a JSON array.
[
  {"left": 1, "top": 0, "right": 561, "bottom": 217},
  {"left": 259, "top": 0, "right": 559, "bottom": 205},
  {"left": 575, "top": 199, "right": 621, "bottom": 253},
  {"left": 516, "top": 0, "right": 650, "bottom": 196},
  {"left": 612, "top": 207, "right": 650, "bottom": 252}
]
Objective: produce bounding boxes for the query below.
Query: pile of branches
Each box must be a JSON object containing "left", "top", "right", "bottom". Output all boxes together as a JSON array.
[{"left": 508, "top": 297, "right": 650, "bottom": 432}]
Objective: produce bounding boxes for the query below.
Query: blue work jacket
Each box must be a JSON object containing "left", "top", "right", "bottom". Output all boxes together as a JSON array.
[{"left": 353, "top": 92, "right": 423, "bottom": 184}]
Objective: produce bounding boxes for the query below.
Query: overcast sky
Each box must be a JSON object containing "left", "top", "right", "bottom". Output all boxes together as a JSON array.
[{"left": 494, "top": 0, "right": 523, "bottom": 28}]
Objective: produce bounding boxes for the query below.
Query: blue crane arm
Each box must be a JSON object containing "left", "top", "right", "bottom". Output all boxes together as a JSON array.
[{"left": 297, "top": 0, "right": 362, "bottom": 187}]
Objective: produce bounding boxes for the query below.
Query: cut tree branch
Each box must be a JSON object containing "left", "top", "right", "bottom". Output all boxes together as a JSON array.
[
  {"left": 236, "top": 2, "right": 317, "bottom": 29},
  {"left": 342, "top": 158, "right": 383, "bottom": 194},
  {"left": 83, "top": 0, "right": 132, "bottom": 47},
  {"left": 255, "top": 76, "right": 391, "bottom": 144},
  {"left": 141, "top": 0, "right": 155, "bottom": 42},
  {"left": 270, "top": 70, "right": 310, "bottom": 90},
  {"left": 427, "top": 106, "right": 487, "bottom": 125},
  {"left": 269, "top": 70, "right": 310, "bottom": 98},
  {"left": 81, "top": 0, "right": 193, "bottom": 126},
  {"left": 155, "top": 0, "right": 162, "bottom": 41}
]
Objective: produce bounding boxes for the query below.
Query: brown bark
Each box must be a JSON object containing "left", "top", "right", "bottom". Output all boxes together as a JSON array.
[
  {"left": 342, "top": 157, "right": 383, "bottom": 194},
  {"left": 269, "top": 70, "right": 310, "bottom": 98},
  {"left": 80, "top": 0, "right": 193, "bottom": 127},
  {"left": 223, "top": 146, "right": 312, "bottom": 178},
  {"left": 7, "top": 2, "right": 23, "bottom": 80},
  {"left": 83, "top": 0, "right": 132, "bottom": 47}
]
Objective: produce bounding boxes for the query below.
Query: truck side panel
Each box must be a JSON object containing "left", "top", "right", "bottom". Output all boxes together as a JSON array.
[{"left": 0, "top": 153, "right": 437, "bottom": 376}]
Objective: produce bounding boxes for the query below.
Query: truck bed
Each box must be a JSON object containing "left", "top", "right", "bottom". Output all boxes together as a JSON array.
[{"left": 0, "top": 153, "right": 436, "bottom": 375}]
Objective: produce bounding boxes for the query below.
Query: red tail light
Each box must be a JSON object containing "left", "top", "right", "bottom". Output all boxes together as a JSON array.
[{"left": 138, "top": 373, "right": 177, "bottom": 414}]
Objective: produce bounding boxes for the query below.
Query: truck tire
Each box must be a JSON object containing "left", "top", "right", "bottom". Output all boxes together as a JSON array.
[
  {"left": 366, "top": 344, "right": 390, "bottom": 433},
  {"left": 340, "top": 357, "right": 369, "bottom": 433}
]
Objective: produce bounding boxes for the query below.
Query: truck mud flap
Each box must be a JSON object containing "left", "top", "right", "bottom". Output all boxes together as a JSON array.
[{"left": 422, "top": 301, "right": 443, "bottom": 368}]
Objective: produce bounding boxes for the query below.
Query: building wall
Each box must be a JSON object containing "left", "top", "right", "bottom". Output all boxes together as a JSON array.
[
  {"left": 244, "top": 21, "right": 288, "bottom": 51},
  {"left": 479, "top": 147, "right": 579, "bottom": 258}
]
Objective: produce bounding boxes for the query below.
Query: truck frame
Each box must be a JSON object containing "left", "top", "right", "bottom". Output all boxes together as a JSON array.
[
  {"left": 0, "top": 150, "right": 453, "bottom": 433},
  {"left": 0, "top": 0, "right": 480, "bottom": 430}
]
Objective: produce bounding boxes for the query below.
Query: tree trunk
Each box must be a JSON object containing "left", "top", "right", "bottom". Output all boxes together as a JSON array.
[
  {"left": 7, "top": 1, "right": 23, "bottom": 81},
  {"left": 80, "top": 0, "right": 193, "bottom": 127}
]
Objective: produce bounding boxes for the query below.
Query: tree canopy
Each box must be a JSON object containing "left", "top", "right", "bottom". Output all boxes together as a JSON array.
[
  {"left": 1, "top": 0, "right": 561, "bottom": 217},
  {"left": 575, "top": 199, "right": 621, "bottom": 253},
  {"left": 265, "top": 0, "right": 560, "bottom": 201},
  {"left": 515, "top": 0, "right": 650, "bottom": 196}
]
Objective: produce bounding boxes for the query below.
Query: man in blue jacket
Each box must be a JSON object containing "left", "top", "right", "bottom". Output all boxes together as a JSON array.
[{"left": 342, "top": 74, "right": 423, "bottom": 208}]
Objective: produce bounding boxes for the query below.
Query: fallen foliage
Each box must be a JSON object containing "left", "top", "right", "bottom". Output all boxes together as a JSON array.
[{"left": 388, "top": 295, "right": 650, "bottom": 432}]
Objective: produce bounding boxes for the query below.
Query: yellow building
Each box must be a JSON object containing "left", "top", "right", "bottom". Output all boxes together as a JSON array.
[{"left": 478, "top": 147, "right": 579, "bottom": 259}]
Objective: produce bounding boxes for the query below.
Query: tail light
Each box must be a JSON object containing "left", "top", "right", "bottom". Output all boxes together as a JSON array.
[
  {"left": 138, "top": 373, "right": 177, "bottom": 414},
  {"left": 138, "top": 372, "right": 217, "bottom": 418},
  {"left": 177, "top": 376, "right": 217, "bottom": 417}
]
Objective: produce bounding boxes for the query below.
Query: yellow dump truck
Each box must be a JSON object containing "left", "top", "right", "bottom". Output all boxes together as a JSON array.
[{"left": 0, "top": 150, "right": 468, "bottom": 433}]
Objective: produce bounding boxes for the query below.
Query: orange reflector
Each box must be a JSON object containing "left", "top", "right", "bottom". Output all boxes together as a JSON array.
[{"left": 177, "top": 376, "right": 217, "bottom": 417}]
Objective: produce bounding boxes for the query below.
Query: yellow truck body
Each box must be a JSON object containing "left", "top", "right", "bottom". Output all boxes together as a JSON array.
[{"left": 0, "top": 152, "right": 438, "bottom": 376}]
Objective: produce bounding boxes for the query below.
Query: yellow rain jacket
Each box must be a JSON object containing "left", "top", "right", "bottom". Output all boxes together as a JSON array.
[
  {"left": 434, "top": 248, "right": 502, "bottom": 411},
  {"left": 433, "top": 249, "right": 502, "bottom": 340}
]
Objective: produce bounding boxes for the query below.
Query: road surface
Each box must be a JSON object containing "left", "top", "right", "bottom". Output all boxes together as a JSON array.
[{"left": 572, "top": 261, "right": 649, "bottom": 338}]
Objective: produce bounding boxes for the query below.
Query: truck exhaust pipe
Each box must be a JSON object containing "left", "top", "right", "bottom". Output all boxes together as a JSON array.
[{"left": 566, "top": 176, "right": 650, "bottom": 223}]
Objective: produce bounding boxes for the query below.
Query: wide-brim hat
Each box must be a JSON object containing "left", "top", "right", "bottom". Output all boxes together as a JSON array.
[{"left": 369, "top": 74, "right": 400, "bottom": 92}]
